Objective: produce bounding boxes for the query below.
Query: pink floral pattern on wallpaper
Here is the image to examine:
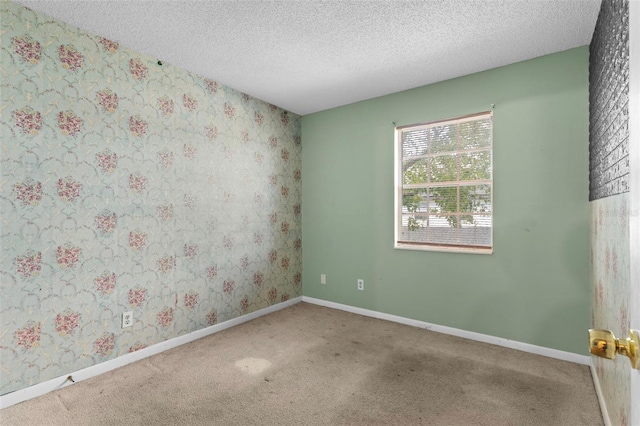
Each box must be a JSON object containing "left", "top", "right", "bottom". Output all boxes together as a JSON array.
[
  {"left": 183, "top": 143, "right": 197, "bottom": 160},
  {"left": 206, "top": 310, "right": 218, "bottom": 325},
  {"left": 254, "top": 152, "right": 264, "bottom": 165},
  {"left": 205, "top": 79, "right": 218, "bottom": 94},
  {"left": 14, "top": 178, "right": 42, "bottom": 206},
  {"left": 128, "top": 342, "right": 147, "bottom": 353},
  {"left": 95, "top": 210, "right": 117, "bottom": 235},
  {"left": 1, "top": 0, "right": 301, "bottom": 397},
  {"left": 268, "top": 288, "right": 277, "bottom": 304},
  {"left": 183, "top": 93, "right": 197, "bottom": 111},
  {"left": 128, "top": 173, "right": 147, "bottom": 193},
  {"left": 184, "top": 244, "right": 198, "bottom": 259},
  {"left": 241, "top": 130, "right": 249, "bottom": 144},
  {"left": 97, "top": 89, "right": 118, "bottom": 113},
  {"left": 94, "top": 333, "right": 115, "bottom": 356},
  {"left": 99, "top": 37, "right": 119, "bottom": 53},
  {"left": 129, "top": 115, "right": 147, "bottom": 137},
  {"left": 183, "top": 194, "right": 196, "bottom": 209},
  {"left": 58, "top": 110, "right": 83, "bottom": 136},
  {"left": 281, "top": 257, "right": 290, "bottom": 270},
  {"left": 157, "top": 256, "right": 175, "bottom": 274},
  {"left": 129, "top": 58, "right": 147, "bottom": 80},
  {"left": 254, "top": 272, "right": 264, "bottom": 286},
  {"left": 157, "top": 204, "right": 174, "bottom": 221},
  {"left": 269, "top": 136, "right": 278, "bottom": 150},
  {"left": 128, "top": 287, "right": 147, "bottom": 307},
  {"left": 56, "top": 244, "right": 81, "bottom": 269},
  {"left": 223, "top": 280, "right": 235, "bottom": 295},
  {"left": 15, "top": 321, "right": 41, "bottom": 349},
  {"left": 57, "top": 176, "right": 82, "bottom": 202},
  {"left": 206, "top": 266, "right": 217, "bottom": 279},
  {"left": 13, "top": 106, "right": 42, "bottom": 134},
  {"left": 95, "top": 272, "right": 116, "bottom": 294},
  {"left": 157, "top": 307, "right": 174, "bottom": 327},
  {"left": 254, "top": 232, "right": 263, "bottom": 244},
  {"left": 55, "top": 310, "right": 81, "bottom": 335},
  {"left": 96, "top": 149, "right": 118, "bottom": 173},
  {"left": 15, "top": 250, "right": 41, "bottom": 278},
  {"left": 205, "top": 126, "right": 218, "bottom": 140},
  {"left": 13, "top": 34, "right": 41, "bottom": 63},
  {"left": 158, "top": 150, "right": 174, "bottom": 168},
  {"left": 223, "top": 236, "right": 233, "bottom": 250},
  {"left": 240, "top": 296, "right": 249, "bottom": 313},
  {"left": 157, "top": 96, "right": 174, "bottom": 116},
  {"left": 224, "top": 103, "right": 235, "bottom": 118},
  {"left": 128, "top": 230, "right": 147, "bottom": 251},
  {"left": 184, "top": 292, "right": 198, "bottom": 309},
  {"left": 281, "top": 222, "right": 290, "bottom": 235},
  {"left": 58, "top": 44, "right": 84, "bottom": 71}
]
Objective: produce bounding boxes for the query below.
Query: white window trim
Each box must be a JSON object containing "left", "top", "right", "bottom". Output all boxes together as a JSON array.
[{"left": 393, "top": 111, "right": 493, "bottom": 254}]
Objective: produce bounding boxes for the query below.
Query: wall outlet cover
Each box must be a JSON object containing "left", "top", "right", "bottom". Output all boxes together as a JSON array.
[{"left": 122, "top": 311, "right": 133, "bottom": 328}]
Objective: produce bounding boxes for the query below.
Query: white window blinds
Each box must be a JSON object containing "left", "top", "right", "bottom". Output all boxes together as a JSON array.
[{"left": 395, "top": 111, "right": 493, "bottom": 252}]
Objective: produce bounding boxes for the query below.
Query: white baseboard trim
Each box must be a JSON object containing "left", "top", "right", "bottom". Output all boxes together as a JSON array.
[
  {"left": 302, "top": 296, "right": 591, "bottom": 365},
  {"left": 589, "top": 358, "right": 611, "bottom": 426},
  {"left": 0, "top": 297, "right": 302, "bottom": 410}
]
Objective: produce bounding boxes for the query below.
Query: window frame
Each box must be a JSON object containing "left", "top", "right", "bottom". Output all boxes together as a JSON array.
[{"left": 393, "top": 111, "right": 493, "bottom": 254}]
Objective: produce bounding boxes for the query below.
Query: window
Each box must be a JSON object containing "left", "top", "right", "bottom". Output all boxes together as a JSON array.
[{"left": 394, "top": 111, "right": 493, "bottom": 253}]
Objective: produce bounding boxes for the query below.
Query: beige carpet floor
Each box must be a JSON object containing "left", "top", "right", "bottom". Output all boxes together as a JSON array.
[{"left": 1, "top": 302, "right": 603, "bottom": 425}]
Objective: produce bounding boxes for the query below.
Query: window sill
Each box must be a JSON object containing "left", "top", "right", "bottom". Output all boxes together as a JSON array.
[{"left": 394, "top": 243, "right": 493, "bottom": 255}]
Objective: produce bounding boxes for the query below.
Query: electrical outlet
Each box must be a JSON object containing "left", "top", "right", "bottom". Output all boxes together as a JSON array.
[
  {"left": 122, "top": 311, "right": 133, "bottom": 328},
  {"left": 357, "top": 279, "right": 364, "bottom": 291},
  {"left": 321, "top": 274, "right": 326, "bottom": 285}
]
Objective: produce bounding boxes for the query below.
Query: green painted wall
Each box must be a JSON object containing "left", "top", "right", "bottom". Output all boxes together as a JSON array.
[{"left": 301, "top": 47, "right": 590, "bottom": 355}]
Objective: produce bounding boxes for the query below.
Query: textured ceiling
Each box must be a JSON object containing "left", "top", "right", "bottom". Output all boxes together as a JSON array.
[{"left": 14, "top": 0, "right": 601, "bottom": 115}]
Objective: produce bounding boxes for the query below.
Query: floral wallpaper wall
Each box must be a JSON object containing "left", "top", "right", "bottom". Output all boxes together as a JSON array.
[{"left": 0, "top": 1, "right": 301, "bottom": 396}]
